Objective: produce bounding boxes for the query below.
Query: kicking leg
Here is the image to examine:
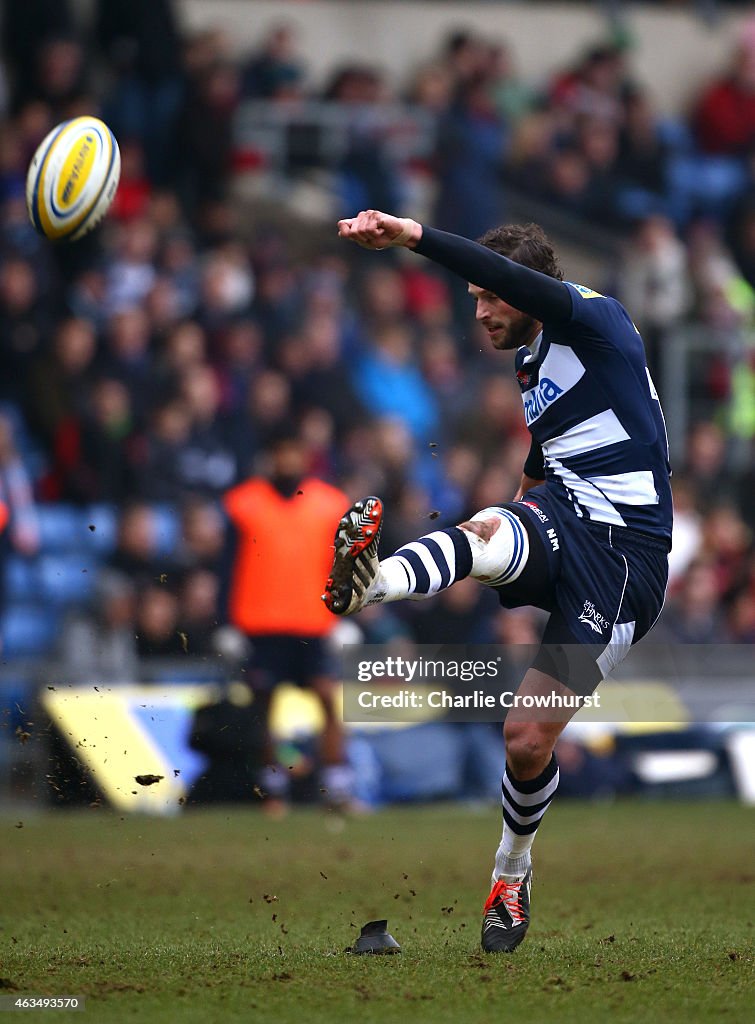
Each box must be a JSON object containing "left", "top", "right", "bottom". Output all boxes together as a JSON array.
[{"left": 323, "top": 498, "right": 530, "bottom": 615}]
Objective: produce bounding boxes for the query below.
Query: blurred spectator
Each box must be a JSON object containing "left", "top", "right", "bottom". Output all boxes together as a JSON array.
[
  {"left": 0, "top": 255, "right": 50, "bottom": 401},
  {"left": 96, "top": 0, "right": 184, "bottom": 186},
  {"left": 728, "top": 588, "right": 755, "bottom": 642},
  {"left": 51, "top": 376, "right": 140, "bottom": 504},
  {"left": 137, "top": 398, "right": 193, "bottom": 503},
  {"left": 135, "top": 581, "right": 185, "bottom": 657},
  {"left": 32, "top": 36, "right": 89, "bottom": 117},
  {"left": 241, "top": 22, "right": 305, "bottom": 100},
  {"left": 0, "top": 411, "right": 37, "bottom": 648},
  {"left": 657, "top": 559, "right": 731, "bottom": 644},
  {"left": 108, "top": 502, "right": 162, "bottom": 586},
  {"left": 692, "top": 32, "right": 755, "bottom": 156},
  {"left": 59, "top": 570, "right": 139, "bottom": 680},
  {"left": 241, "top": 368, "right": 293, "bottom": 461},
  {"left": 668, "top": 478, "right": 703, "bottom": 588},
  {"left": 700, "top": 502, "right": 752, "bottom": 597},
  {"left": 620, "top": 215, "right": 690, "bottom": 379},
  {"left": 26, "top": 317, "right": 97, "bottom": 454},
  {"left": 177, "top": 567, "right": 221, "bottom": 655},
  {"left": 177, "top": 41, "right": 239, "bottom": 210},
  {"left": 324, "top": 64, "right": 402, "bottom": 214},
  {"left": 177, "top": 363, "right": 238, "bottom": 497},
  {"left": 109, "top": 141, "right": 153, "bottom": 223},
  {"left": 353, "top": 323, "right": 439, "bottom": 441},
  {"left": 215, "top": 319, "right": 263, "bottom": 415},
  {"left": 489, "top": 41, "right": 538, "bottom": 126},
  {"left": 106, "top": 219, "right": 159, "bottom": 313},
  {"left": 549, "top": 42, "right": 628, "bottom": 125},
  {"left": 434, "top": 74, "right": 508, "bottom": 240},
  {"left": 2, "top": 0, "right": 78, "bottom": 112},
  {"left": 174, "top": 497, "right": 225, "bottom": 572},
  {"left": 0, "top": 413, "right": 39, "bottom": 558},
  {"left": 101, "top": 307, "right": 154, "bottom": 419},
  {"left": 199, "top": 246, "right": 254, "bottom": 333},
  {"left": 223, "top": 429, "right": 352, "bottom": 808},
  {"left": 616, "top": 87, "right": 674, "bottom": 200},
  {"left": 683, "top": 420, "right": 731, "bottom": 500}
]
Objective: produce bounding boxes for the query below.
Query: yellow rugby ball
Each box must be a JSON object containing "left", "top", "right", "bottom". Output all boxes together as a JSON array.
[{"left": 26, "top": 116, "right": 121, "bottom": 241}]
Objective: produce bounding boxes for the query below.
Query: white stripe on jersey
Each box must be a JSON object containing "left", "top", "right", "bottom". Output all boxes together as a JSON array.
[
  {"left": 545, "top": 456, "right": 627, "bottom": 526},
  {"left": 586, "top": 471, "right": 658, "bottom": 507},
  {"left": 522, "top": 344, "right": 585, "bottom": 425},
  {"left": 545, "top": 451, "right": 658, "bottom": 524},
  {"left": 542, "top": 409, "right": 630, "bottom": 460}
]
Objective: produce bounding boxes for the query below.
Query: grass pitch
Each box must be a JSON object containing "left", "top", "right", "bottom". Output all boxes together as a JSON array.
[{"left": 1, "top": 801, "right": 753, "bottom": 1023}]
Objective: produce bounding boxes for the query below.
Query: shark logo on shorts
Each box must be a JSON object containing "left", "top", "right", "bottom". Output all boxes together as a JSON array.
[{"left": 578, "top": 600, "right": 610, "bottom": 635}]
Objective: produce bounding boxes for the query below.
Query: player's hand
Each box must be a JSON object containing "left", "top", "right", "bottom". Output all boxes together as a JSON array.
[{"left": 337, "top": 210, "right": 421, "bottom": 250}]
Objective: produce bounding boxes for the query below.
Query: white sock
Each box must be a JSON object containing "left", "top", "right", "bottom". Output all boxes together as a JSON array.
[
  {"left": 367, "top": 556, "right": 412, "bottom": 604},
  {"left": 492, "top": 833, "right": 533, "bottom": 884},
  {"left": 491, "top": 755, "right": 559, "bottom": 884}
]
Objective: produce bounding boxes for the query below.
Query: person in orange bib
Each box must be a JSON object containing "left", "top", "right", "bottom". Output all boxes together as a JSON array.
[{"left": 223, "top": 428, "right": 352, "bottom": 809}]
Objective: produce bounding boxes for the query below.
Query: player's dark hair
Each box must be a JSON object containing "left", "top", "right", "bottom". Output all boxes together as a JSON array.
[{"left": 477, "top": 223, "right": 563, "bottom": 281}]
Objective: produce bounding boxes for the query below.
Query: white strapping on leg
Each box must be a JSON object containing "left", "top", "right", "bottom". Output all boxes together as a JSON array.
[{"left": 461, "top": 507, "right": 529, "bottom": 587}]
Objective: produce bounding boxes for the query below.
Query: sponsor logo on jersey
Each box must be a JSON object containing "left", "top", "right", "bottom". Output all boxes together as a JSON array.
[
  {"left": 570, "top": 283, "right": 603, "bottom": 299},
  {"left": 523, "top": 377, "right": 563, "bottom": 425},
  {"left": 521, "top": 500, "right": 548, "bottom": 523},
  {"left": 578, "top": 600, "right": 610, "bottom": 635},
  {"left": 519, "top": 502, "right": 560, "bottom": 551}
]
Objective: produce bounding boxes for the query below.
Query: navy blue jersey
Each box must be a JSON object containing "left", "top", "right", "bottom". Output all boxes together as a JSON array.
[
  {"left": 413, "top": 227, "right": 673, "bottom": 546},
  {"left": 515, "top": 282, "right": 671, "bottom": 544}
]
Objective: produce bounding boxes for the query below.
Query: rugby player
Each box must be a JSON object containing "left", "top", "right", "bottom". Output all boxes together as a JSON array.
[{"left": 324, "top": 210, "right": 671, "bottom": 952}]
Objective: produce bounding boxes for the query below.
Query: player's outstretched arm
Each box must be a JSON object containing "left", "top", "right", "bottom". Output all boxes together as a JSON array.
[{"left": 337, "top": 210, "right": 572, "bottom": 323}]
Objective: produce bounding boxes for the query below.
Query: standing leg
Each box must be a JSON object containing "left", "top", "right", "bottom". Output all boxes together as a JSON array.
[{"left": 482, "top": 668, "right": 579, "bottom": 953}]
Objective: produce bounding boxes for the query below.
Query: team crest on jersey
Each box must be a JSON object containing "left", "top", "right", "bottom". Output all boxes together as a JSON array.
[
  {"left": 516, "top": 366, "right": 536, "bottom": 389},
  {"left": 578, "top": 600, "right": 610, "bottom": 635}
]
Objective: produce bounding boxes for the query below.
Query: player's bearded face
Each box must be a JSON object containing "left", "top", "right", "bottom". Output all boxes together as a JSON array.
[{"left": 469, "top": 286, "right": 541, "bottom": 351}]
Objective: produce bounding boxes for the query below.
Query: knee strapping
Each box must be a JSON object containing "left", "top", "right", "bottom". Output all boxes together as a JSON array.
[{"left": 460, "top": 507, "right": 529, "bottom": 586}]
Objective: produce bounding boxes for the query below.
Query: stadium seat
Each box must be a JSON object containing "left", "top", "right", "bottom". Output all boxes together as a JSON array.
[
  {"left": 84, "top": 504, "right": 119, "bottom": 555},
  {"left": 36, "top": 505, "right": 89, "bottom": 553},
  {"left": 152, "top": 506, "right": 182, "bottom": 558},
  {"left": 1, "top": 605, "right": 59, "bottom": 659},
  {"left": 38, "top": 555, "right": 96, "bottom": 606},
  {"left": 4, "top": 556, "right": 39, "bottom": 603}
]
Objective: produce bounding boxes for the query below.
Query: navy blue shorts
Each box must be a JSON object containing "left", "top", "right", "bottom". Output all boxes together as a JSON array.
[
  {"left": 244, "top": 635, "right": 334, "bottom": 692},
  {"left": 495, "top": 487, "right": 669, "bottom": 695}
]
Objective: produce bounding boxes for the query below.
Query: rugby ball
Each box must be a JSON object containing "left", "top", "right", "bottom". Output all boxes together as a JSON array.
[{"left": 26, "top": 116, "right": 121, "bottom": 241}]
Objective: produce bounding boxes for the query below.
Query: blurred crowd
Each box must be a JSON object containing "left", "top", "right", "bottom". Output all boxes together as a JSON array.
[{"left": 0, "top": 0, "right": 753, "bottom": 681}]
